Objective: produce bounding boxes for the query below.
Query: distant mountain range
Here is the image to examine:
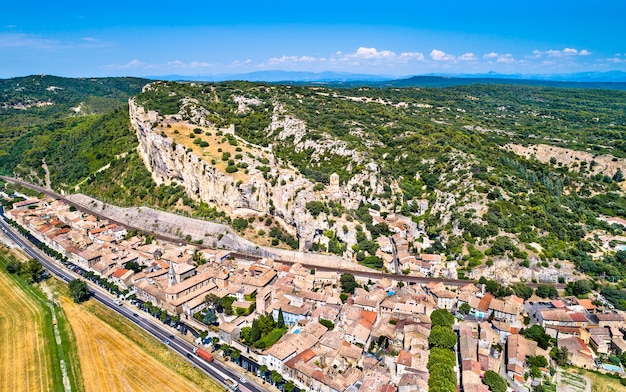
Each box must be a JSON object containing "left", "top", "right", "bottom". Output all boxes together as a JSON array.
[
  {"left": 150, "top": 71, "right": 394, "bottom": 83},
  {"left": 149, "top": 70, "right": 626, "bottom": 86}
]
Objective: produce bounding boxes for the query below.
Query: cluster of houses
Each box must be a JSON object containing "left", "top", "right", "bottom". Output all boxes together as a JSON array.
[
  {"left": 369, "top": 207, "right": 457, "bottom": 279},
  {"left": 7, "top": 197, "right": 626, "bottom": 392}
]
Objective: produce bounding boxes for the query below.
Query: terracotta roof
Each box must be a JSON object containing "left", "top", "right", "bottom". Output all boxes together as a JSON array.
[
  {"left": 568, "top": 312, "right": 589, "bottom": 323},
  {"left": 476, "top": 293, "right": 495, "bottom": 312},
  {"left": 420, "top": 254, "right": 442, "bottom": 262},
  {"left": 434, "top": 289, "right": 456, "bottom": 299},
  {"left": 359, "top": 309, "right": 377, "bottom": 327},
  {"left": 596, "top": 313, "right": 625, "bottom": 322},
  {"left": 284, "top": 348, "right": 316, "bottom": 369},
  {"left": 575, "top": 298, "right": 597, "bottom": 310},
  {"left": 112, "top": 268, "right": 130, "bottom": 278},
  {"left": 396, "top": 350, "right": 412, "bottom": 366}
]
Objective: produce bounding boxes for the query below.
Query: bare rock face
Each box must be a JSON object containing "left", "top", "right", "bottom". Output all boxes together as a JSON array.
[{"left": 130, "top": 98, "right": 369, "bottom": 249}]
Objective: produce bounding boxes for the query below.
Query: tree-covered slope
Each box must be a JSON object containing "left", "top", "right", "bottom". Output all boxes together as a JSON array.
[{"left": 0, "top": 75, "right": 149, "bottom": 186}]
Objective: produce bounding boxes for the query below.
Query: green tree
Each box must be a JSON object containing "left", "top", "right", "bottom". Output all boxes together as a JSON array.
[
  {"left": 221, "top": 296, "right": 236, "bottom": 315},
  {"left": 430, "top": 308, "right": 455, "bottom": 328},
  {"left": 428, "top": 325, "right": 458, "bottom": 349},
  {"left": 459, "top": 302, "right": 471, "bottom": 315},
  {"left": 270, "top": 370, "right": 283, "bottom": 385},
  {"left": 232, "top": 217, "right": 249, "bottom": 231},
  {"left": 240, "top": 326, "right": 252, "bottom": 343},
  {"left": 305, "top": 201, "right": 327, "bottom": 217},
  {"left": 523, "top": 325, "right": 551, "bottom": 349},
  {"left": 277, "top": 308, "right": 285, "bottom": 328},
  {"left": 340, "top": 273, "right": 358, "bottom": 294},
  {"left": 124, "top": 260, "right": 144, "bottom": 273},
  {"left": 68, "top": 279, "right": 90, "bottom": 303},
  {"left": 527, "top": 355, "right": 548, "bottom": 368},
  {"left": 483, "top": 370, "right": 507, "bottom": 392},
  {"left": 250, "top": 319, "right": 262, "bottom": 342},
  {"left": 567, "top": 280, "right": 593, "bottom": 297},
  {"left": 20, "top": 259, "right": 43, "bottom": 283},
  {"left": 203, "top": 310, "right": 217, "bottom": 325},
  {"left": 211, "top": 336, "right": 220, "bottom": 349},
  {"left": 535, "top": 284, "right": 558, "bottom": 299},
  {"left": 319, "top": 318, "right": 335, "bottom": 330},
  {"left": 283, "top": 380, "right": 296, "bottom": 392},
  {"left": 205, "top": 293, "right": 222, "bottom": 311},
  {"left": 550, "top": 346, "right": 569, "bottom": 366},
  {"left": 230, "top": 348, "right": 241, "bottom": 363},
  {"left": 613, "top": 168, "right": 623, "bottom": 182},
  {"left": 5, "top": 258, "right": 22, "bottom": 274},
  {"left": 511, "top": 282, "right": 534, "bottom": 300}
]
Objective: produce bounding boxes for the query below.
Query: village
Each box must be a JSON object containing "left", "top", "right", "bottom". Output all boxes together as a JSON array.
[{"left": 5, "top": 196, "right": 626, "bottom": 392}]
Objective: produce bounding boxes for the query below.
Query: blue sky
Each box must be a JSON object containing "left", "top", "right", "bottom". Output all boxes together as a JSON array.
[{"left": 1, "top": 1, "right": 625, "bottom": 78}]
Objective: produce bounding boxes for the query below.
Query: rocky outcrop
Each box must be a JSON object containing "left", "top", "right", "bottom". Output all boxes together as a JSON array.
[
  {"left": 505, "top": 143, "right": 626, "bottom": 178},
  {"left": 130, "top": 98, "right": 371, "bottom": 250}
]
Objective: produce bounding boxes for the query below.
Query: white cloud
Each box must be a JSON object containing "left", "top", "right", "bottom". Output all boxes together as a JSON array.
[
  {"left": 262, "top": 47, "right": 425, "bottom": 70},
  {"left": 484, "top": 52, "right": 515, "bottom": 63},
  {"left": 430, "top": 49, "right": 455, "bottom": 61},
  {"left": 164, "top": 60, "right": 214, "bottom": 69},
  {"left": 352, "top": 47, "right": 396, "bottom": 59},
  {"left": 118, "top": 59, "right": 145, "bottom": 69},
  {"left": 267, "top": 55, "right": 322, "bottom": 65},
  {"left": 563, "top": 48, "right": 579, "bottom": 55},
  {"left": 459, "top": 52, "right": 477, "bottom": 61},
  {"left": 400, "top": 51, "right": 425, "bottom": 61},
  {"left": 496, "top": 54, "right": 515, "bottom": 63},
  {"left": 232, "top": 59, "right": 252, "bottom": 66},
  {"left": 532, "top": 48, "right": 591, "bottom": 58},
  {"left": 606, "top": 57, "right": 625, "bottom": 63},
  {"left": 189, "top": 61, "right": 212, "bottom": 68}
]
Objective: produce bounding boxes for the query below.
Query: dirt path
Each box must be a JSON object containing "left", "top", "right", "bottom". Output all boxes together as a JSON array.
[
  {"left": 40, "top": 284, "right": 71, "bottom": 392},
  {"left": 42, "top": 158, "right": 51, "bottom": 191},
  {"left": 61, "top": 297, "right": 205, "bottom": 392}
]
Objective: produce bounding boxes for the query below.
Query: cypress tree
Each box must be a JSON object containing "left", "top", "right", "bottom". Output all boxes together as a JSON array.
[{"left": 277, "top": 308, "right": 285, "bottom": 328}]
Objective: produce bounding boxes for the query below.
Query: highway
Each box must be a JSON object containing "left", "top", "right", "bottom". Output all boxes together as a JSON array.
[{"left": 0, "top": 217, "right": 264, "bottom": 392}]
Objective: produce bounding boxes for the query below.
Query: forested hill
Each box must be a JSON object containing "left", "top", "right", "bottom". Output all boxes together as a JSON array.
[
  {"left": 0, "top": 75, "right": 149, "bottom": 186},
  {"left": 0, "top": 75, "right": 148, "bottom": 127}
]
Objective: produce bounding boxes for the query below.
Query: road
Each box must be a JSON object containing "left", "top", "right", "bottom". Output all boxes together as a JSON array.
[{"left": 0, "top": 217, "right": 264, "bottom": 392}]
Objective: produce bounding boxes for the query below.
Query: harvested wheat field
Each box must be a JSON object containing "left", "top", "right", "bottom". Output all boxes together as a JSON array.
[
  {"left": 61, "top": 297, "right": 221, "bottom": 392},
  {"left": 0, "top": 268, "right": 56, "bottom": 392}
]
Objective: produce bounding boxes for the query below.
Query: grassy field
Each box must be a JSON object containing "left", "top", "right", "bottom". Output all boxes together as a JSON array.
[
  {"left": 0, "top": 249, "right": 80, "bottom": 392},
  {"left": 580, "top": 369, "right": 626, "bottom": 392},
  {"left": 53, "top": 282, "right": 225, "bottom": 392}
]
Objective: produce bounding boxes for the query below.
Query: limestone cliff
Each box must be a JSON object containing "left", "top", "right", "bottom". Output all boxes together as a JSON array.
[{"left": 130, "top": 97, "right": 372, "bottom": 250}]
